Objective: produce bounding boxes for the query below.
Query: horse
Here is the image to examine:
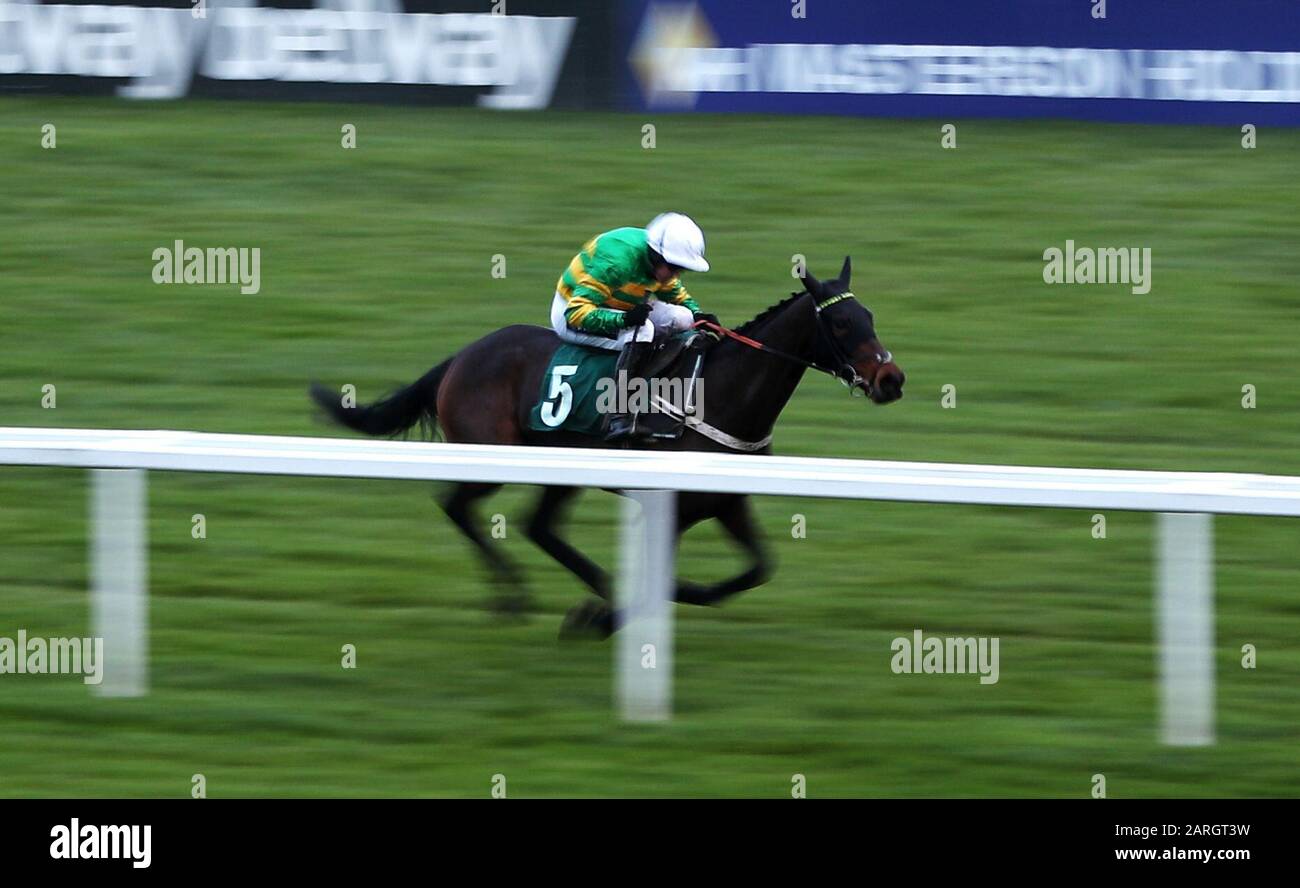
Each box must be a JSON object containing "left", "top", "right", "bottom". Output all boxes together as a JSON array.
[{"left": 310, "top": 257, "right": 905, "bottom": 637}]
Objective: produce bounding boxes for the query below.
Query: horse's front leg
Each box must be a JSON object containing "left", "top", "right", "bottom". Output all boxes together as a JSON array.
[
  {"left": 561, "top": 495, "right": 773, "bottom": 639},
  {"left": 672, "top": 495, "right": 773, "bottom": 606},
  {"left": 526, "top": 485, "right": 611, "bottom": 598}
]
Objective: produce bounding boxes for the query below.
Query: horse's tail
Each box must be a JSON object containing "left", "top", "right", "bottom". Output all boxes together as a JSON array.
[{"left": 310, "top": 357, "right": 453, "bottom": 439}]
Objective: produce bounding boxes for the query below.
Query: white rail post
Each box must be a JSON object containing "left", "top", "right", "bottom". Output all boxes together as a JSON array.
[
  {"left": 90, "top": 469, "right": 148, "bottom": 697},
  {"left": 1156, "top": 512, "right": 1215, "bottom": 746},
  {"left": 616, "top": 489, "right": 675, "bottom": 722}
]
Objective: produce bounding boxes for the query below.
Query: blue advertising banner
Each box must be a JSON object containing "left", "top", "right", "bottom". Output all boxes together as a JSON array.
[{"left": 621, "top": 0, "right": 1300, "bottom": 124}]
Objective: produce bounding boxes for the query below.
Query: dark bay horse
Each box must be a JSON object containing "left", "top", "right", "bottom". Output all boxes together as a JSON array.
[{"left": 311, "top": 258, "right": 905, "bottom": 636}]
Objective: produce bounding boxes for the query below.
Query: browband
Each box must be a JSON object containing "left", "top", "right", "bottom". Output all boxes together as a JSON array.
[{"left": 814, "top": 292, "right": 856, "bottom": 312}]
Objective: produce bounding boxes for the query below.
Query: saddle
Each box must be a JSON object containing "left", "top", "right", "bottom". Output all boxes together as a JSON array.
[
  {"left": 644, "top": 330, "right": 704, "bottom": 380},
  {"left": 629, "top": 331, "right": 711, "bottom": 441},
  {"left": 526, "top": 330, "right": 710, "bottom": 442}
]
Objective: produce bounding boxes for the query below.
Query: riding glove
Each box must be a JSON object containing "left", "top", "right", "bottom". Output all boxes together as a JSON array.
[{"left": 622, "top": 303, "right": 651, "bottom": 328}]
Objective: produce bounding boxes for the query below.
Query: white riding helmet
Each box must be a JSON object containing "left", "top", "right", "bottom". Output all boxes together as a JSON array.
[{"left": 646, "top": 212, "right": 710, "bottom": 273}]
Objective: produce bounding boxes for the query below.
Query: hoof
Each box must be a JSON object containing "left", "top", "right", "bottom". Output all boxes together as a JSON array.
[{"left": 559, "top": 600, "right": 614, "bottom": 640}]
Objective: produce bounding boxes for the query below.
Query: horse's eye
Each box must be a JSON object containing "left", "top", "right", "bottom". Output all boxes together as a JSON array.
[{"left": 832, "top": 318, "right": 850, "bottom": 333}]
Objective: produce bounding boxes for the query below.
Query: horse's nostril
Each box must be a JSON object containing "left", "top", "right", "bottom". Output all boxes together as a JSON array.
[{"left": 874, "top": 370, "right": 904, "bottom": 402}]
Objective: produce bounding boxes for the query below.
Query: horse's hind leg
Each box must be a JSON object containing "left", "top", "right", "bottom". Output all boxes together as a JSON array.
[
  {"left": 440, "top": 482, "right": 530, "bottom": 617},
  {"left": 526, "top": 485, "right": 611, "bottom": 598}
]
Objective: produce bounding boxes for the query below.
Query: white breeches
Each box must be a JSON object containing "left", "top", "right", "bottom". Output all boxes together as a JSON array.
[{"left": 551, "top": 292, "right": 694, "bottom": 351}]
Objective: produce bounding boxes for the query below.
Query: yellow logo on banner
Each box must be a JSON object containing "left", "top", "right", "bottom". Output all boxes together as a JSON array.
[{"left": 630, "top": 2, "right": 718, "bottom": 107}]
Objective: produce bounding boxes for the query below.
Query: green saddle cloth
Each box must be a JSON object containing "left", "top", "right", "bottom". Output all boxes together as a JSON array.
[{"left": 526, "top": 343, "right": 619, "bottom": 436}]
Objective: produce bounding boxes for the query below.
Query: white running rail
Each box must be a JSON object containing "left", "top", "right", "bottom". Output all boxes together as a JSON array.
[{"left": 6, "top": 427, "right": 1298, "bottom": 743}]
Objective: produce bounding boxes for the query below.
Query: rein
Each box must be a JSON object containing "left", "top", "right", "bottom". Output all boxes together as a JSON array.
[{"left": 692, "top": 291, "right": 888, "bottom": 397}]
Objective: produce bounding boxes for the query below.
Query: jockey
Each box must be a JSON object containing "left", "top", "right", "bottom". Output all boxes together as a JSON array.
[{"left": 551, "top": 212, "right": 719, "bottom": 441}]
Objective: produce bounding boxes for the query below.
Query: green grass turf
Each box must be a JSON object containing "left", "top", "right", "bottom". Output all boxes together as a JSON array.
[{"left": 0, "top": 97, "right": 1297, "bottom": 796}]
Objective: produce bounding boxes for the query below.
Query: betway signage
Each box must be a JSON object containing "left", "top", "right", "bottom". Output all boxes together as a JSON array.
[
  {"left": 0, "top": 0, "right": 576, "bottom": 108},
  {"left": 626, "top": 0, "right": 1300, "bottom": 125}
]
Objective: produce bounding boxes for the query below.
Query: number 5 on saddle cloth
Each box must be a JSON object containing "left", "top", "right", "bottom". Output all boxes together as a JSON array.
[{"left": 527, "top": 331, "right": 708, "bottom": 441}]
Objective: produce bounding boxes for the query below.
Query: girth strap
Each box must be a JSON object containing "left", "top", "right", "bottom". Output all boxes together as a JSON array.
[{"left": 649, "top": 395, "right": 773, "bottom": 453}]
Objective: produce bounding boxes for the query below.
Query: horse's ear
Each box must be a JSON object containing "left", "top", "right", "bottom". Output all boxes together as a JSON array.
[
  {"left": 840, "top": 255, "right": 852, "bottom": 287},
  {"left": 800, "top": 269, "right": 821, "bottom": 295}
]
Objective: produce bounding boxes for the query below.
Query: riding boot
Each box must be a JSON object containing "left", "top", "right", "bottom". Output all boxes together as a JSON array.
[{"left": 604, "top": 339, "right": 656, "bottom": 442}]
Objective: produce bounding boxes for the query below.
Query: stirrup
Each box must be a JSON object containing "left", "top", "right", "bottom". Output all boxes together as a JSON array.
[{"left": 605, "top": 413, "right": 654, "bottom": 442}]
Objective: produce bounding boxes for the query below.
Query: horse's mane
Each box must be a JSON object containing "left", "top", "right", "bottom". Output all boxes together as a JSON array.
[{"left": 732, "top": 290, "right": 809, "bottom": 336}]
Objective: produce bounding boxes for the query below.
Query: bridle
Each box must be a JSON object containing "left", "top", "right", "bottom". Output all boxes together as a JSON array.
[{"left": 692, "top": 290, "right": 892, "bottom": 398}]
